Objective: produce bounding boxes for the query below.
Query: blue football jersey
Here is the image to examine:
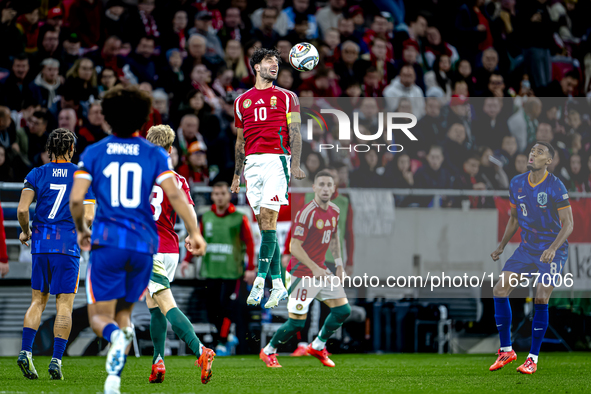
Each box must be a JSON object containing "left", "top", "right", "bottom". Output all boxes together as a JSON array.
[
  {"left": 75, "top": 135, "right": 173, "bottom": 254},
  {"left": 24, "top": 161, "right": 96, "bottom": 256},
  {"left": 509, "top": 171, "right": 570, "bottom": 252}
]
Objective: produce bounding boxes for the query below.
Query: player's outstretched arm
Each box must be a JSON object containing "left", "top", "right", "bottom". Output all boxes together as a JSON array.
[
  {"left": 291, "top": 238, "right": 330, "bottom": 278},
  {"left": 491, "top": 207, "right": 519, "bottom": 261},
  {"left": 160, "top": 176, "right": 206, "bottom": 256},
  {"left": 17, "top": 190, "right": 35, "bottom": 247},
  {"left": 541, "top": 206, "right": 574, "bottom": 264},
  {"left": 329, "top": 228, "right": 345, "bottom": 278},
  {"left": 288, "top": 121, "right": 305, "bottom": 180},
  {"left": 70, "top": 178, "right": 92, "bottom": 251},
  {"left": 231, "top": 128, "right": 245, "bottom": 193}
]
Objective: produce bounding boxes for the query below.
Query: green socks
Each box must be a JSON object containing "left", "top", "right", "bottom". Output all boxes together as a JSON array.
[
  {"left": 269, "top": 238, "right": 281, "bottom": 280},
  {"left": 319, "top": 304, "right": 352, "bottom": 342},
  {"left": 166, "top": 307, "right": 202, "bottom": 357},
  {"left": 270, "top": 318, "right": 306, "bottom": 348},
  {"left": 257, "top": 230, "right": 277, "bottom": 279},
  {"left": 149, "top": 307, "right": 167, "bottom": 364}
]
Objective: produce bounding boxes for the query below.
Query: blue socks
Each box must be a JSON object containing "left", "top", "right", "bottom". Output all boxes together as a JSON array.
[
  {"left": 102, "top": 323, "right": 119, "bottom": 343},
  {"left": 53, "top": 337, "right": 68, "bottom": 360},
  {"left": 493, "top": 297, "right": 512, "bottom": 349},
  {"left": 21, "top": 327, "right": 37, "bottom": 352},
  {"left": 530, "top": 304, "right": 549, "bottom": 356}
]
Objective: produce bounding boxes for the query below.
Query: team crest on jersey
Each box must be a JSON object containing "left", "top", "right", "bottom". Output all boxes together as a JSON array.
[
  {"left": 332, "top": 217, "right": 336, "bottom": 227},
  {"left": 243, "top": 99, "right": 252, "bottom": 108},
  {"left": 296, "top": 304, "right": 303, "bottom": 311},
  {"left": 316, "top": 219, "right": 324, "bottom": 229},
  {"left": 537, "top": 192, "right": 548, "bottom": 206},
  {"left": 294, "top": 226, "right": 304, "bottom": 236},
  {"left": 270, "top": 96, "right": 277, "bottom": 109}
]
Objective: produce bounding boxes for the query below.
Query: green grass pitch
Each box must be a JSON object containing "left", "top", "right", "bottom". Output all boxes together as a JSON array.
[{"left": 1, "top": 353, "right": 590, "bottom": 393}]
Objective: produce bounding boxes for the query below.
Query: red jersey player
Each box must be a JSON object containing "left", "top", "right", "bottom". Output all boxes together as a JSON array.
[
  {"left": 259, "top": 170, "right": 351, "bottom": 368},
  {"left": 145, "top": 125, "right": 213, "bottom": 385},
  {"left": 231, "top": 48, "right": 305, "bottom": 308}
]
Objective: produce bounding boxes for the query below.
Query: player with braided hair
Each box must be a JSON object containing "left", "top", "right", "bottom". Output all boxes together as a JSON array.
[{"left": 17, "top": 128, "right": 96, "bottom": 381}]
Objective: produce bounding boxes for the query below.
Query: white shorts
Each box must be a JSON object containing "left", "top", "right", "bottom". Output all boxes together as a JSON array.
[
  {"left": 244, "top": 154, "right": 290, "bottom": 215},
  {"left": 287, "top": 273, "right": 347, "bottom": 315},
  {"left": 148, "top": 253, "right": 179, "bottom": 296}
]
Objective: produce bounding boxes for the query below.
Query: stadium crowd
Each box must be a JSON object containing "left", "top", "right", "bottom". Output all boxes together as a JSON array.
[{"left": 1, "top": 0, "right": 591, "bottom": 207}]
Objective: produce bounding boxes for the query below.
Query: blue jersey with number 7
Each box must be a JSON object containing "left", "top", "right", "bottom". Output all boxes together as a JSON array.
[
  {"left": 508, "top": 171, "right": 570, "bottom": 253},
  {"left": 74, "top": 135, "right": 173, "bottom": 254},
  {"left": 24, "top": 161, "right": 95, "bottom": 256}
]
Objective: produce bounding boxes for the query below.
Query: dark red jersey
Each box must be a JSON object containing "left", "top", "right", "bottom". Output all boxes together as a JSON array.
[
  {"left": 234, "top": 85, "right": 300, "bottom": 156},
  {"left": 151, "top": 172, "right": 194, "bottom": 253},
  {"left": 287, "top": 199, "right": 340, "bottom": 277}
]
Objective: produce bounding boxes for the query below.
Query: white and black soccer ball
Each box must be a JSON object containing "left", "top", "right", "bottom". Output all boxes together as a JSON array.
[{"left": 288, "top": 42, "right": 320, "bottom": 72}]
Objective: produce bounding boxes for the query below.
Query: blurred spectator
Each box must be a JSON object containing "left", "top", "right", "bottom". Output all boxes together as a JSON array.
[
  {"left": 473, "top": 97, "right": 509, "bottom": 149},
  {"left": 507, "top": 152, "right": 529, "bottom": 179},
  {"left": 473, "top": 48, "right": 498, "bottom": 92},
  {"left": 178, "top": 140, "right": 209, "bottom": 184},
  {"left": 534, "top": 122, "right": 554, "bottom": 146},
  {"left": 338, "top": 17, "right": 369, "bottom": 55},
  {"left": 77, "top": 102, "right": 109, "bottom": 155},
  {"left": 285, "top": 13, "right": 311, "bottom": 45},
  {"left": 152, "top": 89, "right": 170, "bottom": 126},
  {"left": 393, "top": 12, "right": 427, "bottom": 60},
  {"left": 87, "top": 35, "right": 124, "bottom": 76},
  {"left": 25, "top": 110, "right": 50, "bottom": 166},
  {"left": 29, "top": 58, "right": 61, "bottom": 109},
  {"left": 251, "top": 0, "right": 290, "bottom": 37},
  {"left": 218, "top": 8, "right": 247, "bottom": 47},
  {"left": 190, "top": 64, "right": 220, "bottom": 111},
  {"left": 68, "top": 0, "right": 103, "bottom": 49},
  {"left": 284, "top": 0, "right": 318, "bottom": 39},
  {"left": 413, "top": 97, "right": 444, "bottom": 158},
  {"left": 61, "top": 33, "right": 83, "bottom": 74},
  {"left": 485, "top": 73, "right": 508, "bottom": 97},
  {"left": 442, "top": 122, "right": 471, "bottom": 174},
  {"left": 452, "top": 153, "right": 491, "bottom": 208},
  {"left": 479, "top": 146, "right": 509, "bottom": 190},
  {"left": 15, "top": 3, "right": 40, "bottom": 54},
  {"left": 414, "top": 145, "right": 454, "bottom": 206},
  {"left": 0, "top": 1, "right": 24, "bottom": 69},
  {"left": 443, "top": 95, "right": 473, "bottom": 147},
  {"left": 383, "top": 152, "right": 414, "bottom": 188},
  {"left": 253, "top": 8, "right": 280, "bottom": 49},
  {"left": 0, "top": 106, "right": 17, "bottom": 156},
  {"left": 65, "top": 58, "right": 98, "bottom": 103},
  {"left": 561, "top": 153, "right": 588, "bottom": 192},
  {"left": 363, "top": 14, "right": 394, "bottom": 61},
  {"left": 102, "top": 0, "right": 128, "bottom": 43},
  {"left": 517, "top": 0, "right": 557, "bottom": 89},
  {"left": 489, "top": 0, "right": 519, "bottom": 74},
  {"left": 536, "top": 70, "right": 579, "bottom": 97},
  {"left": 454, "top": 59, "right": 477, "bottom": 96},
  {"left": 159, "top": 49, "right": 185, "bottom": 106},
  {"left": 394, "top": 39, "right": 426, "bottom": 93},
  {"left": 494, "top": 134, "right": 518, "bottom": 169},
  {"left": 29, "top": 25, "right": 61, "bottom": 75},
  {"left": 424, "top": 26, "right": 460, "bottom": 69},
  {"left": 370, "top": 37, "right": 396, "bottom": 88},
  {"left": 276, "top": 68, "right": 293, "bottom": 90},
  {"left": 58, "top": 108, "right": 78, "bottom": 133},
  {"left": 383, "top": 65, "right": 425, "bottom": 118},
  {"left": 97, "top": 67, "right": 118, "bottom": 98},
  {"left": 182, "top": 34, "right": 223, "bottom": 77},
  {"left": 424, "top": 54, "right": 453, "bottom": 99},
  {"left": 160, "top": 10, "right": 188, "bottom": 54},
  {"left": 1, "top": 54, "right": 31, "bottom": 111},
  {"left": 455, "top": 0, "right": 493, "bottom": 66},
  {"left": 189, "top": 11, "right": 225, "bottom": 59},
  {"left": 176, "top": 113, "right": 202, "bottom": 155},
  {"left": 0, "top": 145, "right": 12, "bottom": 181},
  {"left": 334, "top": 41, "right": 367, "bottom": 90},
  {"left": 126, "top": 36, "right": 158, "bottom": 85},
  {"left": 349, "top": 149, "right": 385, "bottom": 188},
  {"left": 128, "top": 0, "right": 159, "bottom": 47},
  {"left": 508, "top": 97, "right": 542, "bottom": 152},
  {"left": 316, "top": 0, "right": 346, "bottom": 38},
  {"left": 292, "top": 151, "right": 325, "bottom": 188}
]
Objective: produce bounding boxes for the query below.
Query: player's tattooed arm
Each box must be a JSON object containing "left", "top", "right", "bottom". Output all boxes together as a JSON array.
[
  {"left": 330, "top": 228, "right": 346, "bottom": 278},
  {"left": 288, "top": 122, "right": 305, "bottom": 180},
  {"left": 231, "top": 128, "right": 245, "bottom": 193}
]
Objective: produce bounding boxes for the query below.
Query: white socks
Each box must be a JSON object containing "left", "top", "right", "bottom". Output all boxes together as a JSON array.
[
  {"left": 272, "top": 278, "right": 285, "bottom": 289},
  {"left": 253, "top": 276, "right": 265, "bottom": 288},
  {"left": 263, "top": 344, "right": 277, "bottom": 355},
  {"left": 528, "top": 353, "right": 538, "bottom": 363},
  {"left": 311, "top": 337, "right": 326, "bottom": 351},
  {"left": 500, "top": 346, "right": 512, "bottom": 352}
]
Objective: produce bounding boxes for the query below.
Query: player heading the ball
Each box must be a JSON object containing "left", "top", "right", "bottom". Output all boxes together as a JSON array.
[
  {"left": 231, "top": 47, "right": 305, "bottom": 308},
  {"left": 70, "top": 86, "right": 206, "bottom": 394}
]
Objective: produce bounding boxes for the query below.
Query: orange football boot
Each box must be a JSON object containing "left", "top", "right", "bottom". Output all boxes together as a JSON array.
[
  {"left": 489, "top": 349, "right": 517, "bottom": 371},
  {"left": 149, "top": 359, "right": 166, "bottom": 383},
  {"left": 196, "top": 347, "right": 216, "bottom": 384},
  {"left": 290, "top": 343, "right": 309, "bottom": 357},
  {"left": 259, "top": 349, "right": 282, "bottom": 367},
  {"left": 306, "top": 344, "right": 335, "bottom": 367},
  {"left": 517, "top": 357, "right": 537, "bottom": 374}
]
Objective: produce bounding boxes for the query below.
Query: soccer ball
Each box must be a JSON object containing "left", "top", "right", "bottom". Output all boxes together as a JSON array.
[{"left": 289, "top": 42, "right": 320, "bottom": 72}]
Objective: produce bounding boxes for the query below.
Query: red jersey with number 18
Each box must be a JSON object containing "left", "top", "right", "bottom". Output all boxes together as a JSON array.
[
  {"left": 151, "top": 172, "right": 194, "bottom": 254},
  {"left": 234, "top": 85, "right": 300, "bottom": 156},
  {"left": 287, "top": 199, "right": 340, "bottom": 278}
]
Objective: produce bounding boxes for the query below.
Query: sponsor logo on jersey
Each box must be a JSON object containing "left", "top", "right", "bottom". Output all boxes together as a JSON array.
[
  {"left": 537, "top": 192, "right": 548, "bottom": 206},
  {"left": 325, "top": 219, "right": 330, "bottom": 227},
  {"left": 316, "top": 219, "right": 324, "bottom": 229},
  {"left": 243, "top": 99, "right": 252, "bottom": 108},
  {"left": 332, "top": 217, "right": 336, "bottom": 228},
  {"left": 294, "top": 226, "right": 304, "bottom": 236},
  {"left": 562, "top": 193, "right": 569, "bottom": 199},
  {"left": 270, "top": 96, "right": 277, "bottom": 109},
  {"left": 255, "top": 99, "right": 264, "bottom": 105}
]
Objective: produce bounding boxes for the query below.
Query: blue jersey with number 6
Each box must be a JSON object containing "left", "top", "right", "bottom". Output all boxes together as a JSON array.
[
  {"left": 75, "top": 135, "right": 173, "bottom": 254},
  {"left": 508, "top": 171, "right": 570, "bottom": 253},
  {"left": 24, "top": 161, "right": 95, "bottom": 257}
]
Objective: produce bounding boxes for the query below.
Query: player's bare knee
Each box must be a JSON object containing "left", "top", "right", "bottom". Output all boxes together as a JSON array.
[
  {"left": 289, "top": 312, "right": 307, "bottom": 320},
  {"left": 534, "top": 297, "right": 549, "bottom": 305}
]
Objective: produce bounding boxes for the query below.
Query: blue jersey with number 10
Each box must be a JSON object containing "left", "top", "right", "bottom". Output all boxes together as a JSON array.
[
  {"left": 24, "top": 161, "right": 95, "bottom": 257},
  {"left": 509, "top": 171, "right": 570, "bottom": 253},
  {"left": 75, "top": 135, "right": 173, "bottom": 255}
]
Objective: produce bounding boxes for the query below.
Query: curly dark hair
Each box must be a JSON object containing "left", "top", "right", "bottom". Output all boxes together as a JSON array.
[
  {"left": 249, "top": 47, "right": 281, "bottom": 77},
  {"left": 46, "top": 128, "right": 77, "bottom": 162},
  {"left": 102, "top": 85, "right": 152, "bottom": 137}
]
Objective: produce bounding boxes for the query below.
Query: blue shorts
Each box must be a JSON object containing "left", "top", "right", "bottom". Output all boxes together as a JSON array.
[
  {"left": 86, "top": 246, "right": 153, "bottom": 304},
  {"left": 31, "top": 254, "right": 80, "bottom": 295},
  {"left": 503, "top": 245, "right": 568, "bottom": 287}
]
